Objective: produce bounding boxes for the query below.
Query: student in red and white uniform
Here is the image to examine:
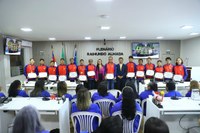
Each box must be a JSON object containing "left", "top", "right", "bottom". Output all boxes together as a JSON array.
[
  {"left": 174, "top": 57, "right": 188, "bottom": 81},
  {"left": 48, "top": 61, "right": 57, "bottom": 81},
  {"left": 145, "top": 57, "right": 155, "bottom": 80},
  {"left": 57, "top": 58, "right": 67, "bottom": 81},
  {"left": 126, "top": 56, "right": 137, "bottom": 84},
  {"left": 136, "top": 59, "right": 146, "bottom": 93},
  {"left": 154, "top": 60, "right": 164, "bottom": 82},
  {"left": 163, "top": 57, "right": 174, "bottom": 81},
  {"left": 78, "top": 59, "right": 87, "bottom": 87},
  {"left": 86, "top": 59, "right": 96, "bottom": 89},
  {"left": 67, "top": 58, "right": 78, "bottom": 82},
  {"left": 24, "top": 58, "right": 37, "bottom": 81},
  {"left": 105, "top": 56, "right": 116, "bottom": 90},
  {"left": 36, "top": 59, "right": 48, "bottom": 80}
]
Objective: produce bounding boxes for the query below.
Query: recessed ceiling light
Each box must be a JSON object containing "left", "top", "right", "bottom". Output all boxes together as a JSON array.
[
  {"left": 180, "top": 25, "right": 193, "bottom": 30},
  {"left": 101, "top": 26, "right": 110, "bottom": 30},
  {"left": 120, "top": 36, "right": 126, "bottom": 39},
  {"left": 156, "top": 36, "right": 164, "bottom": 39},
  {"left": 85, "top": 37, "right": 91, "bottom": 40},
  {"left": 96, "top": 0, "right": 113, "bottom": 2},
  {"left": 189, "top": 32, "right": 199, "bottom": 36},
  {"left": 20, "top": 28, "right": 32, "bottom": 32},
  {"left": 49, "top": 37, "right": 56, "bottom": 40},
  {"left": 99, "top": 15, "right": 110, "bottom": 19}
]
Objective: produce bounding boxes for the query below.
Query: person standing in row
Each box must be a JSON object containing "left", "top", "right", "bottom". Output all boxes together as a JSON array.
[
  {"left": 145, "top": 57, "right": 155, "bottom": 80},
  {"left": 105, "top": 56, "right": 116, "bottom": 89},
  {"left": 163, "top": 57, "right": 174, "bottom": 81},
  {"left": 48, "top": 61, "right": 57, "bottom": 81},
  {"left": 136, "top": 59, "right": 145, "bottom": 93},
  {"left": 36, "top": 59, "right": 48, "bottom": 80},
  {"left": 87, "top": 59, "right": 96, "bottom": 89},
  {"left": 116, "top": 57, "right": 126, "bottom": 91},
  {"left": 24, "top": 58, "right": 37, "bottom": 81},
  {"left": 77, "top": 59, "right": 87, "bottom": 87},
  {"left": 95, "top": 59, "right": 105, "bottom": 86},
  {"left": 57, "top": 58, "right": 67, "bottom": 81},
  {"left": 67, "top": 58, "right": 78, "bottom": 82},
  {"left": 126, "top": 56, "right": 137, "bottom": 84},
  {"left": 174, "top": 57, "right": 188, "bottom": 81},
  {"left": 154, "top": 60, "right": 164, "bottom": 81}
]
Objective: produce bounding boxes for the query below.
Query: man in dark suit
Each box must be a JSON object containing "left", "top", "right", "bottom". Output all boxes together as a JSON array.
[{"left": 116, "top": 57, "right": 127, "bottom": 91}]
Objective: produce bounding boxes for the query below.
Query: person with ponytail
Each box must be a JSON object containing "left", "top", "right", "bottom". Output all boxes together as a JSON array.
[
  {"left": 111, "top": 86, "right": 142, "bottom": 132},
  {"left": 8, "top": 80, "right": 29, "bottom": 97}
]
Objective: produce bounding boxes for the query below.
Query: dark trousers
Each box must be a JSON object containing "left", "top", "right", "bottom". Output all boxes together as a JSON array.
[
  {"left": 116, "top": 78, "right": 126, "bottom": 91},
  {"left": 88, "top": 79, "right": 95, "bottom": 90}
]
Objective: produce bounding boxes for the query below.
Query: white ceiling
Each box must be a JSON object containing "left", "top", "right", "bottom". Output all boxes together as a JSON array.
[{"left": 0, "top": 0, "right": 200, "bottom": 41}]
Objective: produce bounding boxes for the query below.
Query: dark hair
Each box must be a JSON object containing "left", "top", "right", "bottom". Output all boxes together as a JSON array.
[
  {"left": 157, "top": 60, "right": 162, "bottom": 63},
  {"left": 176, "top": 57, "right": 183, "bottom": 65},
  {"left": 57, "top": 81, "right": 67, "bottom": 97},
  {"left": 147, "top": 57, "right": 152, "bottom": 60},
  {"left": 75, "top": 84, "right": 85, "bottom": 94},
  {"left": 40, "top": 58, "right": 44, "bottom": 61},
  {"left": 98, "top": 82, "right": 108, "bottom": 97},
  {"left": 144, "top": 117, "right": 169, "bottom": 133},
  {"left": 12, "top": 105, "right": 45, "bottom": 133},
  {"left": 30, "top": 80, "right": 45, "bottom": 97},
  {"left": 50, "top": 61, "right": 54, "bottom": 63},
  {"left": 147, "top": 82, "right": 158, "bottom": 91},
  {"left": 122, "top": 86, "right": 136, "bottom": 120},
  {"left": 8, "top": 80, "right": 21, "bottom": 97},
  {"left": 93, "top": 116, "right": 123, "bottom": 133},
  {"left": 30, "top": 58, "right": 34, "bottom": 61},
  {"left": 165, "top": 57, "right": 171, "bottom": 61},
  {"left": 166, "top": 81, "right": 176, "bottom": 91},
  {"left": 138, "top": 59, "right": 143, "bottom": 62},
  {"left": 125, "top": 81, "right": 139, "bottom": 99},
  {"left": 129, "top": 56, "right": 133, "bottom": 59},
  {"left": 97, "top": 59, "right": 103, "bottom": 72},
  {"left": 119, "top": 57, "right": 123, "bottom": 60},
  {"left": 60, "top": 58, "right": 65, "bottom": 61},
  {"left": 80, "top": 59, "right": 84, "bottom": 62}
]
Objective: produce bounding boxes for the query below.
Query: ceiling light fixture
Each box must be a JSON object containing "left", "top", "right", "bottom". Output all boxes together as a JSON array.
[{"left": 20, "top": 28, "right": 32, "bottom": 32}]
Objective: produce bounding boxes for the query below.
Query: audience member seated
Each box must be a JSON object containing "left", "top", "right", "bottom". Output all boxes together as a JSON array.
[
  {"left": 144, "top": 117, "right": 169, "bottom": 133},
  {"left": 0, "top": 86, "right": 5, "bottom": 97},
  {"left": 139, "top": 81, "right": 157, "bottom": 101},
  {"left": 71, "top": 88, "right": 102, "bottom": 133},
  {"left": 72, "top": 84, "right": 85, "bottom": 99},
  {"left": 92, "top": 81, "right": 116, "bottom": 102},
  {"left": 93, "top": 116, "right": 123, "bottom": 133},
  {"left": 164, "top": 81, "right": 182, "bottom": 97},
  {"left": 30, "top": 80, "right": 50, "bottom": 97},
  {"left": 185, "top": 80, "right": 200, "bottom": 97},
  {"left": 117, "top": 81, "right": 139, "bottom": 102},
  {"left": 57, "top": 81, "right": 72, "bottom": 101},
  {"left": 111, "top": 86, "right": 142, "bottom": 132},
  {"left": 12, "top": 105, "right": 49, "bottom": 133},
  {"left": 8, "top": 80, "right": 29, "bottom": 97}
]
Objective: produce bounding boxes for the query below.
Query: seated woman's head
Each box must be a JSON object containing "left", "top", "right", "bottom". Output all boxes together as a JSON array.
[
  {"left": 57, "top": 81, "right": 67, "bottom": 97},
  {"left": 12, "top": 105, "right": 45, "bottom": 133},
  {"left": 125, "top": 81, "right": 138, "bottom": 98},
  {"left": 75, "top": 84, "right": 85, "bottom": 94},
  {"left": 77, "top": 88, "right": 91, "bottom": 111},
  {"left": 30, "top": 80, "right": 45, "bottom": 97},
  {"left": 147, "top": 81, "right": 158, "bottom": 92},
  {"left": 190, "top": 80, "right": 199, "bottom": 91},
  {"left": 166, "top": 81, "right": 176, "bottom": 91},
  {"left": 144, "top": 117, "right": 169, "bottom": 133},
  {"left": 8, "top": 80, "right": 21, "bottom": 97},
  {"left": 98, "top": 81, "right": 108, "bottom": 97},
  {"left": 122, "top": 86, "right": 136, "bottom": 120}
]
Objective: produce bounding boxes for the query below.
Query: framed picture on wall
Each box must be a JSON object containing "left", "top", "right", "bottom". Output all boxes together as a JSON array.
[{"left": 132, "top": 42, "right": 160, "bottom": 58}]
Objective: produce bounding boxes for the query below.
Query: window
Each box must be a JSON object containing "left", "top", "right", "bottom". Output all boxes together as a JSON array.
[{"left": 10, "top": 48, "right": 24, "bottom": 77}]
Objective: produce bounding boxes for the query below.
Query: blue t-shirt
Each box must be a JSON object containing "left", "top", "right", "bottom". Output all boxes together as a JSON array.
[
  {"left": 36, "top": 130, "right": 49, "bottom": 133},
  {"left": 72, "top": 94, "right": 77, "bottom": 99},
  {"left": 139, "top": 90, "right": 154, "bottom": 101},
  {"left": 185, "top": 91, "right": 191, "bottom": 97},
  {"left": 91, "top": 92, "right": 116, "bottom": 102},
  {"left": 0, "top": 92, "right": 6, "bottom": 97},
  {"left": 38, "top": 90, "right": 50, "bottom": 97},
  {"left": 111, "top": 101, "right": 142, "bottom": 133},
  {"left": 18, "top": 90, "right": 29, "bottom": 97},
  {"left": 64, "top": 93, "right": 73, "bottom": 101},
  {"left": 117, "top": 94, "right": 122, "bottom": 102},
  {"left": 164, "top": 90, "right": 182, "bottom": 97},
  {"left": 71, "top": 103, "right": 102, "bottom": 133}
]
